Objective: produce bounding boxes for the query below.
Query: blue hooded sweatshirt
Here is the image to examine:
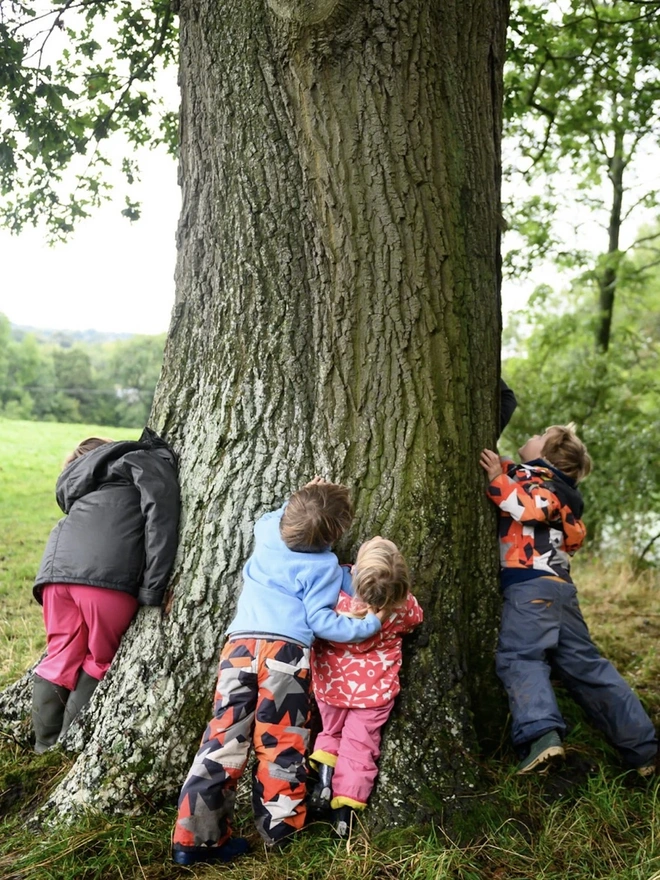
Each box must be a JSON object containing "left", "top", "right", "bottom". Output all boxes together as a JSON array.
[{"left": 227, "top": 505, "right": 381, "bottom": 646}]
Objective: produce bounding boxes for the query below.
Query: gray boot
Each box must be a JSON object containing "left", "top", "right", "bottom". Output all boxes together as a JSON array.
[
  {"left": 59, "top": 670, "right": 100, "bottom": 741},
  {"left": 32, "top": 674, "right": 70, "bottom": 754}
]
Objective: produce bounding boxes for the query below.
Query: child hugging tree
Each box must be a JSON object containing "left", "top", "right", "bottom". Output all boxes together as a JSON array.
[
  {"left": 309, "top": 536, "right": 423, "bottom": 836},
  {"left": 172, "top": 479, "right": 384, "bottom": 866}
]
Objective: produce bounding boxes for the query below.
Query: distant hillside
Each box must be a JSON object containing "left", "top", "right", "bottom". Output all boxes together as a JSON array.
[
  {"left": 1, "top": 313, "right": 164, "bottom": 428},
  {"left": 10, "top": 325, "right": 134, "bottom": 347}
]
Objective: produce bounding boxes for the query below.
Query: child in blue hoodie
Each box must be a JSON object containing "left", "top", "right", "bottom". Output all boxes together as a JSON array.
[{"left": 172, "top": 479, "right": 382, "bottom": 866}]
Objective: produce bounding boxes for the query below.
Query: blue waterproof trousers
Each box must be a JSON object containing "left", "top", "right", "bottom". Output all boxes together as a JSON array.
[{"left": 496, "top": 577, "right": 657, "bottom": 768}]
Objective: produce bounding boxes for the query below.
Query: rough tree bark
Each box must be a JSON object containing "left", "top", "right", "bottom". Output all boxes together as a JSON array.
[{"left": 0, "top": 0, "right": 509, "bottom": 827}]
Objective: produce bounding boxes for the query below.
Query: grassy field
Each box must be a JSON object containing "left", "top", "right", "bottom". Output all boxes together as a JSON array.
[{"left": 0, "top": 420, "right": 659, "bottom": 879}]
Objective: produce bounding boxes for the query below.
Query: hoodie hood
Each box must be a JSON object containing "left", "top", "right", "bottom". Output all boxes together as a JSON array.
[
  {"left": 56, "top": 428, "right": 177, "bottom": 514},
  {"left": 525, "top": 458, "right": 584, "bottom": 520}
]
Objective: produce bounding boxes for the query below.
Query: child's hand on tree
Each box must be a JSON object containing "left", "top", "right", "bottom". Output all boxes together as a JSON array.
[
  {"left": 480, "top": 449, "right": 503, "bottom": 480},
  {"left": 304, "top": 475, "right": 328, "bottom": 487}
]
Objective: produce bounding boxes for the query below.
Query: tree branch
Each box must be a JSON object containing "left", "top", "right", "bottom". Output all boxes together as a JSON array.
[{"left": 639, "top": 531, "right": 660, "bottom": 563}]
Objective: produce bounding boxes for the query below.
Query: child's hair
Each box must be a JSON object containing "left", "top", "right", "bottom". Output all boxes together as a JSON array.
[
  {"left": 542, "top": 423, "right": 592, "bottom": 482},
  {"left": 353, "top": 538, "right": 411, "bottom": 613},
  {"left": 64, "top": 437, "right": 113, "bottom": 468},
  {"left": 280, "top": 482, "right": 353, "bottom": 552}
]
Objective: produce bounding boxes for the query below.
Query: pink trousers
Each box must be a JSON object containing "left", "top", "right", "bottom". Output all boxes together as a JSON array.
[
  {"left": 35, "top": 584, "right": 138, "bottom": 691},
  {"left": 315, "top": 699, "right": 394, "bottom": 805}
]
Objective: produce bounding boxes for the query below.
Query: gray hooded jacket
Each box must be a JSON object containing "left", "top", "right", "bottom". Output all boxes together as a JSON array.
[{"left": 33, "top": 428, "right": 180, "bottom": 607}]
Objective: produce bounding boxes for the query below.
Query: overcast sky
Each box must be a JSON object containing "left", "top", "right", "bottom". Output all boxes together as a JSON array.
[
  {"left": 0, "top": 147, "right": 180, "bottom": 336},
  {"left": 0, "top": 143, "right": 656, "bottom": 337}
]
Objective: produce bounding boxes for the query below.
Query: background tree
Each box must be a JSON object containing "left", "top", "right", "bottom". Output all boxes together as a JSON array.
[
  {"left": 52, "top": 346, "right": 94, "bottom": 419},
  {"left": 0, "top": 0, "right": 509, "bottom": 829},
  {"left": 505, "top": 0, "right": 660, "bottom": 351},
  {"left": 0, "top": 315, "right": 165, "bottom": 426},
  {"left": 104, "top": 333, "right": 166, "bottom": 426},
  {"left": 503, "top": 223, "right": 660, "bottom": 556}
]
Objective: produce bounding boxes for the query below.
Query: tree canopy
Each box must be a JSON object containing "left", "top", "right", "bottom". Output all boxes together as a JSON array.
[
  {"left": 0, "top": 0, "right": 177, "bottom": 237},
  {"left": 504, "top": 0, "right": 660, "bottom": 350}
]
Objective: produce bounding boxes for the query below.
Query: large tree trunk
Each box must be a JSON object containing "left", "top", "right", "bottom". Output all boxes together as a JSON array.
[{"left": 0, "top": 0, "right": 508, "bottom": 826}]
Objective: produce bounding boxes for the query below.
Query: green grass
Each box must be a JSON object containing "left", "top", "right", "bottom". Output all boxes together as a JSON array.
[
  {"left": 0, "top": 755, "right": 658, "bottom": 880},
  {"left": 0, "top": 420, "right": 138, "bottom": 688},
  {"left": 1, "top": 421, "right": 660, "bottom": 879}
]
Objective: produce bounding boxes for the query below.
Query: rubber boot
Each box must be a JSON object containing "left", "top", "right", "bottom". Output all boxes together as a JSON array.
[
  {"left": 309, "top": 763, "right": 334, "bottom": 813},
  {"left": 32, "top": 674, "right": 70, "bottom": 754},
  {"left": 333, "top": 805, "right": 354, "bottom": 839},
  {"left": 172, "top": 837, "right": 250, "bottom": 866},
  {"left": 59, "top": 670, "right": 100, "bottom": 740}
]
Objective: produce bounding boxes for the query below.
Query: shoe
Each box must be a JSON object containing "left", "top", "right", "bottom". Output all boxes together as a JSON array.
[
  {"left": 264, "top": 834, "right": 293, "bottom": 851},
  {"left": 32, "top": 674, "right": 70, "bottom": 754},
  {"left": 308, "top": 762, "right": 334, "bottom": 813},
  {"left": 171, "top": 837, "right": 250, "bottom": 865},
  {"left": 637, "top": 762, "right": 656, "bottom": 779},
  {"left": 516, "top": 730, "right": 565, "bottom": 774}
]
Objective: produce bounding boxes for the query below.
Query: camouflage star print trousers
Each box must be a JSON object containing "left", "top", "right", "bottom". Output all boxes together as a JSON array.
[{"left": 173, "top": 636, "right": 311, "bottom": 849}]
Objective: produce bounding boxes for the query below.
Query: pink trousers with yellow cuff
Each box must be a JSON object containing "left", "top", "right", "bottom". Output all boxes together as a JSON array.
[{"left": 312, "top": 699, "right": 394, "bottom": 808}]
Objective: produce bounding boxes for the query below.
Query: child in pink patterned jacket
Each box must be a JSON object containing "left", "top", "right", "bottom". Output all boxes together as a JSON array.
[{"left": 309, "top": 537, "right": 423, "bottom": 835}]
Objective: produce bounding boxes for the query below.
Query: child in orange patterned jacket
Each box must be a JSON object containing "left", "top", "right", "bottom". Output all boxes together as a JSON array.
[
  {"left": 172, "top": 480, "right": 384, "bottom": 867},
  {"left": 309, "top": 537, "right": 423, "bottom": 835},
  {"left": 481, "top": 424, "right": 657, "bottom": 776}
]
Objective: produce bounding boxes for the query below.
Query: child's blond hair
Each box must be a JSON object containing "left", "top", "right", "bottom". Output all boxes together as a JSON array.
[
  {"left": 542, "top": 423, "right": 592, "bottom": 483},
  {"left": 280, "top": 482, "right": 353, "bottom": 552},
  {"left": 353, "top": 538, "right": 411, "bottom": 613}
]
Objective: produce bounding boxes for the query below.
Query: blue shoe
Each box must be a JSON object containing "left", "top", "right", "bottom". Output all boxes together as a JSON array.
[{"left": 172, "top": 837, "right": 250, "bottom": 865}]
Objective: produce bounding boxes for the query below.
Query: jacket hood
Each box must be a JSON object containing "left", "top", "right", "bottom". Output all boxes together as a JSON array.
[
  {"left": 56, "top": 428, "right": 178, "bottom": 514},
  {"left": 526, "top": 458, "right": 584, "bottom": 519}
]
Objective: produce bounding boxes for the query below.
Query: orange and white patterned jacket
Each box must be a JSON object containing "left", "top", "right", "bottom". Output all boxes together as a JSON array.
[
  {"left": 486, "top": 457, "right": 587, "bottom": 588},
  {"left": 312, "top": 588, "right": 424, "bottom": 709}
]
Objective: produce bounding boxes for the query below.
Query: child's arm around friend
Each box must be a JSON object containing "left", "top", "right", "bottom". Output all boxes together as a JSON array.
[
  {"left": 302, "top": 564, "right": 383, "bottom": 642},
  {"left": 281, "top": 477, "right": 387, "bottom": 642}
]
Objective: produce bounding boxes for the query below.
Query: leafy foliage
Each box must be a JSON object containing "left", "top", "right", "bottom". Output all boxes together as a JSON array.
[
  {"left": 507, "top": 1, "right": 660, "bottom": 179},
  {"left": 504, "top": 0, "right": 660, "bottom": 347},
  {"left": 0, "top": 0, "right": 178, "bottom": 237},
  {"left": 503, "top": 228, "right": 660, "bottom": 556},
  {"left": 0, "top": 313, "right": 165, "bottom": 426}
]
